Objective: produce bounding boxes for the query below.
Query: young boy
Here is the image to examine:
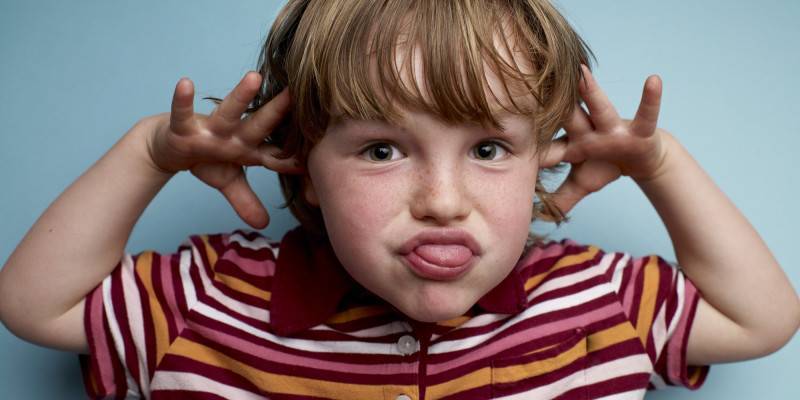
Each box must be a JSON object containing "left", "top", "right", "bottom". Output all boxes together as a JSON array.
[{"left": 1, "top": 0, "right": 798, "bottom": 399}]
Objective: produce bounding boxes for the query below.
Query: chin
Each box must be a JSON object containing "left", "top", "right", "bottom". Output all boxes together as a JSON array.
[{"left": 397, "top": 291, "right": 475, "bottom": 323}]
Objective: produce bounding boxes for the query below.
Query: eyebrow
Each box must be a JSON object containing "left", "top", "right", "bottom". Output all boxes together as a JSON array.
[{"left": 330, "top": 109, "right": 531, "bottom": 139}]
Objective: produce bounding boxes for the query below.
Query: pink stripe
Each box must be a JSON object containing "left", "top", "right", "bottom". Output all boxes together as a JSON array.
[
  {"left": 522, "top": 241, "right": 568, "bottom": 265},
  {"left": 187, "top": 322, "right": 418, "bottom": 375},
  {"left": 667, "top": 279, "right": 695, "bottom": 384},
  {"left": 161, "top": 254, "right": 186, "bottom": 333},
  {"left": 222, "top": 250, "right": 276, "bottom": 277},
  {"left": 89, "top": 286, "right": 116, "bottom": 393},
  {"left": 427, "top": 301, "right": 619, "bottom": 374}
]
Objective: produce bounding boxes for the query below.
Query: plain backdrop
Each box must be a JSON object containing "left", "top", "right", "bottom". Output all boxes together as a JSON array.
[{"left": 1, "top": 0, "right": 797, "bottom": 398}]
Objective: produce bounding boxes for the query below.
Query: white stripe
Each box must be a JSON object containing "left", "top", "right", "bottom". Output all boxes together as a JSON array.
[
  {"left": 496, "top": 354, "right": 651, "bottom": 400},
  {"left": 586, "top": 354, "right": 652, "bottom": 385},
  {"left": 192, "top": 302, "right": 397, "bottom": 354},
  {"left": 441, "top": 312, "right": 507, "bottom": 330},
  {"left": 312, "top": 320, "right": 410, "bottom": 337},
  {"left": 179, "top": 249, "right": 197, "bottom": 310},
  {"left": 429, "top": 284, "right": 611, "bottom": 354},
  {"left": 649, "top": 370, "right": 668, "bottom": 389},
  {"left": 102, "top": 256, "right": 141, "bottom": 398},
  {"left": 594, "top": 388, "right": 647, "bottom": 400},
  {"left": 528, "top": 262, "right": 608, "bottom": 301},
  {"left": 228, "top": 232, "right": 274, "bottom": 250},
  {"left": 435, "top": 257, "right": 612, "bottom": 337},
  {"left": 191, "top": 244, "right": 272, "bottom": 323},
  {"left": 150, "top": 371, "right": 263, "bottom": 399},
  {"left": 609, "top": 253, "right": 632, "bottom": 294},
  {"left": 666, "top": 271, "right": 685, "bottom": 340},
  {"left": 651, "top": 296, "right": 668, "bottom": 361},
  {"left": 663, "top": 271, "right": 686, "bottom": 385},
  {"left": 120, "top": 254, "right": 150, "bottom": 396}
]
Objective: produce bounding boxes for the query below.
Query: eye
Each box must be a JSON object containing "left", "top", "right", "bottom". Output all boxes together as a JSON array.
[
  {"left": 361, "top": 142, "right": 403, "bottom": 162},
  {"left": 471, "top": 141, "right": 509, "bottom": 161}
]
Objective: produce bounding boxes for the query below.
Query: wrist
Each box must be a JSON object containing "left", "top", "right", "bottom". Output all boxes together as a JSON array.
[
  {"left": 632, "top": 129, "right": 680, "bottom": 185},
  {"left": 129, "top": 114, "right": 179, "bottom": 179}
]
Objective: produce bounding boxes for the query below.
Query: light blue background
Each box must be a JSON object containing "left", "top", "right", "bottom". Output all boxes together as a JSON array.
[{"left": 1, "top": 0, "right": 797, "bottom": 398}]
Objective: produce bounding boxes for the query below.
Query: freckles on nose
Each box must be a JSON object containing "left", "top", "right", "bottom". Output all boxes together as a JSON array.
[{"left": 408, "top": 165, "right": 474, "bottom": 221}]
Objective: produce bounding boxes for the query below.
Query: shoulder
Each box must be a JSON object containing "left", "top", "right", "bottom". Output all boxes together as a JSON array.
[
  {"left": 521, "top": 238, "right": 612, "bottom": 284},
  {"left": 523, "top": 238, "right": 668, "bottom": 281},
  {"left": 186, "top": 229, "right": 281, "bottom": 271},
  {"left": 518, "top": 238, "right": 652, "bottom": 309}
]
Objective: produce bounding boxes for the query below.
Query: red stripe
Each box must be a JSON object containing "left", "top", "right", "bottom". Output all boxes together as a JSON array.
[{"left": 110, "top": 260, "right": 141, "bottom": 390}]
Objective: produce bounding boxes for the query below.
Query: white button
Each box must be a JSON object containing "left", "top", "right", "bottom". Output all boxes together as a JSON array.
[
  {"left": 396, "top": 335, "right": 417, "bottom": 355},
  {"left": 396, "top": 395, "right": 412, "bottom": 400}
]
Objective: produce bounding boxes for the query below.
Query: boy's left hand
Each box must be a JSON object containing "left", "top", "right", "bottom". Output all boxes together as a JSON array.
[{"left": 541, "top": 65, "right": 669, "bottom": 215}]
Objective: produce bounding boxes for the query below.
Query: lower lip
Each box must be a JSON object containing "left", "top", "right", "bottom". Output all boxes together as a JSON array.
[{"left": 402, "top": 250, "right": 476, "bottom": 281}]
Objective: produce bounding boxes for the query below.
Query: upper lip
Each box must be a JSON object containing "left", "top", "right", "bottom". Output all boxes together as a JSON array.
[{"left": 399, "top": 228, "right": 482, "bottom": 256}]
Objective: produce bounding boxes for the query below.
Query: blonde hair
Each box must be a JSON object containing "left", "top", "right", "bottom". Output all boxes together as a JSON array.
[{"left": 248, "top": 0, "right": 593, "bottom": 240}]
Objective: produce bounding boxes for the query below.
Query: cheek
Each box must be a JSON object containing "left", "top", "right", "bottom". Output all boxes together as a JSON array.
[
  {"left": 470, "top": 167, "right": 537, "bottom": 229},
  {"left": 314, "top": 167, "right": 402, "bottom": 238}
]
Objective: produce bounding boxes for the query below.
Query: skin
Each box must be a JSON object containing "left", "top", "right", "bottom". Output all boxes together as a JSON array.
[
  {"left": 304, "top": 111, "right": 540, "bottom": 323},
  {"left": 302, "top": 33, "right": 547, "bottom": 323}
]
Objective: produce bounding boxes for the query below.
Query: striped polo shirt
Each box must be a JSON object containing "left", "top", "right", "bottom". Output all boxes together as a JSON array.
[{"left": 79, "top": 226, "right": 709, "bottom": 399}]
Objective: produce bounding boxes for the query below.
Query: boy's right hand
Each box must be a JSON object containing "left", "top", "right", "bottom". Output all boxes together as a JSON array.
[{"left": 147, "top": 72, "right": 302, "bottom": 229}]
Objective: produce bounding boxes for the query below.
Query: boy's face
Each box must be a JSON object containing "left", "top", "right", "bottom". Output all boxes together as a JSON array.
[
  {"left": 304, "top": 33, "right": 541, "bottom": 323},
  {"left": 305, "top": 109, "right": 540, "bottom": 323}
]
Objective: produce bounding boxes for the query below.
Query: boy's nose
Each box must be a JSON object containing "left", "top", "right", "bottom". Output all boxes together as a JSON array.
[{"left": 409, "top": 164, "right": 471, "bottom": 224}]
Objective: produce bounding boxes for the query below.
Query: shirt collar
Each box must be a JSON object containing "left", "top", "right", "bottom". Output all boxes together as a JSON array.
[{"left": 269, "top": 226, "right": 531, "bottom": 336}]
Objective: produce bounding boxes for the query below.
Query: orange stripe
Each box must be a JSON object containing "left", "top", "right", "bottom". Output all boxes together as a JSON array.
[
  {"left": 199, "top": 235, "right": 218, "bottom": 270},
  {"left": 326, "top": 305, "right": 389, "bottom": 324},
  {"left": 688, "top": 366, "right": 703, "bottom": 385},
  {"left": 135, "top": 251, "right": 170, "bottom": 365},
  {"left": 588, "top": 321, "right": 639, "bottom": 353},
  {"left": 170, "top": 337, "right": 414, "bottom": 399},
  {"left": 635, "top": 256, "right": 659, "bottom": 346},
  {"left": 214, "top": 272, "right": 271, "bottom": 302},
  {"left": 524, "top": 246, "right": 600, "bottom": 292},
  {"left": 492, "top": 336, "right": 587, "bottom": 383},
  {"left": 429, "top": 322, "right": 638, "bottom": 397},
  {"left": 427, "top": 366, "right": 490, "bottom": 398},
  {"left": 437, "top": 315, "right": 471, "bottom": 328}
]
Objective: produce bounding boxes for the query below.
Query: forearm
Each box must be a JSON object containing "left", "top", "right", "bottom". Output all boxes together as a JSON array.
[
  {"left": 0, "top": 115, "right": 174, "bottom": 330},
  {"left": 634, "top": 132, "right": 800, "bottom": 339}
]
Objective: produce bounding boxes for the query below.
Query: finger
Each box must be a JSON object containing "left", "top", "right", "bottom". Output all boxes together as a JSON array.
[
  {"left": 258, "top": 142, "right": 305, "bottom": 174},
  {"left": 539, "top": 137, "right": 567, "bottom": 168},
  {"left": 170, "top": 78, "right": 196, "bottom": 135},
  {"left": 578, "top": 65, "right": 621, "bottom": 132},
  {"left": 546, "top": 169, "right": 589, "bottom": 217},
  {"left": 629, "top": 75, "right": 662, "bottom": 138},
  {"left": 240, "top": 89, "right": 292, "bottom": 144},
  {"left": 218, "top": 171, "right": 270, "bottom": 229},
  {"left": 209, "top": 71, "right": 263, "bottom": 137},
  {"left": 546, "top": 159, "right": 621, "bottom": 216},
  {"left": 561, "top": 103, "right": 594, "bottom": 137},
  {"left": 540, "top": 133, "right": 589, "bottom": 167}
]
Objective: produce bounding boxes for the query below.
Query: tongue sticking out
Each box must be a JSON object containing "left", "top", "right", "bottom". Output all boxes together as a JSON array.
[{"left": 413, "top": 244, "right": 473, "bottom": 268}]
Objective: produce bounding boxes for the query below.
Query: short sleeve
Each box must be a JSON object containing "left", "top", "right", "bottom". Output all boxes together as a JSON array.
[
  {"left": 77, "top": 233, "right": 225, "bottom": 399},
  {"left": 604, "top": 250, "right": 709, "bottom": 390}
]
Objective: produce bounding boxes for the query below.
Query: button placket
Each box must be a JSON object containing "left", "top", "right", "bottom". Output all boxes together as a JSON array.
[{"left": 396, "top": 334, "right": 418, "bottom": 355}]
